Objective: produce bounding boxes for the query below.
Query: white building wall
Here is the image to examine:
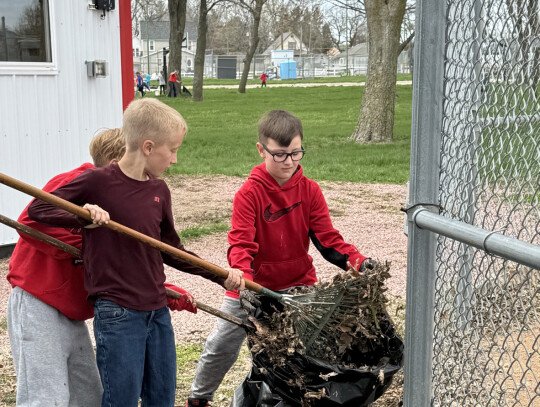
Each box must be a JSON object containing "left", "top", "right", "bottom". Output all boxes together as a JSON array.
[{"left": 0, "top": 1, "right": 124, "bottom": 246}]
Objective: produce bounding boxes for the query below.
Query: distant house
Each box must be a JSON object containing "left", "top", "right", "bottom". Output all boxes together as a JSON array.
[
  {"left": 338, "top": 43, "right": 368, "bottom": 75},
  {"left": 263, "top": 32, "right": 308, "bottom": 56},
  {"left": 332, "top": 43, "right": 411, "bottom": 75},
  {"left": 134, "top": 20, "right": 197, "bottom": 75}
]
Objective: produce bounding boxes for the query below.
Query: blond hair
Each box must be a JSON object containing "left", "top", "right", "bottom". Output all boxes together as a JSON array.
[
  {"left": 122, "top": 98, "right": 188, "bottom": 151},
  {"left": 89, "top": 128, "right": 126, "bottom": 167}
]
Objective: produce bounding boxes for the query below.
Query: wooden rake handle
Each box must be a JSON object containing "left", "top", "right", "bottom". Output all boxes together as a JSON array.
[
  {"left": 0, "top": 172, "right": 281, "bottom": 301},
  {"left": 0, "top": 213, "right": 248, "bottom": 328}
]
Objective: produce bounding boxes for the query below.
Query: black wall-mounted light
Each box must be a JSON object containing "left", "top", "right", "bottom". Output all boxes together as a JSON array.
[{"left": 89, "top": 0, "right": 115, "bottom": 19}]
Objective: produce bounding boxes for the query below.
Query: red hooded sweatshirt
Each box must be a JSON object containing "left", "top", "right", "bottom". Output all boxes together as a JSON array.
[
  {"left": 7, "top": 163, "right": 94, "bottom": 321},
  {"left": 226, "top": 163, "right": 367, "bottom": 298}
]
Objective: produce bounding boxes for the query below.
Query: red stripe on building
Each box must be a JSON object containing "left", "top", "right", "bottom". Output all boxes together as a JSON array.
[{"left": 119, "top": 0, "right": 134, "bottom": 110}]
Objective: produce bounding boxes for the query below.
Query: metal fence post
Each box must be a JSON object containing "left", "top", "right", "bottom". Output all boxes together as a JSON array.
[{"left": 403, "top": 1, "right": 446, "bottom": 406}]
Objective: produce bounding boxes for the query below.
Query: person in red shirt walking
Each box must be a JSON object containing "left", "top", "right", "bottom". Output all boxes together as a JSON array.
[
  {"left": 168, "top": 70, "right": 178, "bottom": 97},
  {"left": 260, "top": 71, "right": 269, "bottom": 87}
]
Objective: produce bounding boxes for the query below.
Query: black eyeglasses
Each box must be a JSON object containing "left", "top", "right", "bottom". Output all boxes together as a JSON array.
[{"left": 261, "top": 143, "right": 306, "bottom": 162}]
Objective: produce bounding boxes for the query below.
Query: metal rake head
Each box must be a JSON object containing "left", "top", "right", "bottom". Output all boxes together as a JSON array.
[{"left": 286, "top": 276, "right": 370, "bottom": 359}]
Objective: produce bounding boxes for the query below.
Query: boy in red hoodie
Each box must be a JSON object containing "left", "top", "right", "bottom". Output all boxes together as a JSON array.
[
  {"left": 6, "top": 128, "right": 126, "bottom": 406},
  {"left": 187, "top": 110, "right": 375, "bottom": 407}
]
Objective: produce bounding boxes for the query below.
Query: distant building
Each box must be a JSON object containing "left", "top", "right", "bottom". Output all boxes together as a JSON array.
[
  {"left": 134, "top": 20, "right": 197, "bottom": 76},
  {"left": 331, "top": 43, "right": 411, "bottom": 75},
  {"left": 263, "top": 32, "right": 308, "bottom": 56}
]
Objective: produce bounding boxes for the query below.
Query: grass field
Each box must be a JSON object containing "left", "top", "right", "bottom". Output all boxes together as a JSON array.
[{"left": 156, "top": 84, "right": 413, "bottom": 184}]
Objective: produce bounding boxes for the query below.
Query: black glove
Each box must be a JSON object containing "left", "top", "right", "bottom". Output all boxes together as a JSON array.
[
  {"left": 360, "top": 258, "right": 378, "bottom": 272},
  {"left": 239, "top": 290, "right": 261, "bottom": 314}
]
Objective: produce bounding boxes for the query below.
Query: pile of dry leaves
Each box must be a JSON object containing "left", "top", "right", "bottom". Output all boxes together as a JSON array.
[
  {"left": 248, "top": 261, "right": 395, "bottom": 366},
  {"left": 242, "top": 262, "right": 403, "bottom": 406}
]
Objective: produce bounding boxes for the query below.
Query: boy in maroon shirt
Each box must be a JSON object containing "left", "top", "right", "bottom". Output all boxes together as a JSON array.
[{"left": 29, "top": 99, "right": 244, "bottom": 406}]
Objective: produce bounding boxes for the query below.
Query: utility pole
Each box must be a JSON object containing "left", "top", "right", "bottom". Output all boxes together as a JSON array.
[
  {"left": 146, "top": 21, "right": 150, "bottom": 74},
  {"left": 345, "top": 0, "right": 349, "bottom": 76}
]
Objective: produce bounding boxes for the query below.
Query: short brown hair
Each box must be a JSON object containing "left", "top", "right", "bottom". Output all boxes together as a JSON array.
[
  {"left": 89, "top": 128, "right": 126, "bottom": 167},
  {"left": 258, "top": 110, "right": 303, "bottom": 146},
  {"left": 122, "top": 98, "right": 188, "bottom": 151}
]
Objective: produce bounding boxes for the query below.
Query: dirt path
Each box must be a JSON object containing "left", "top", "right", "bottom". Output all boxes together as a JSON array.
[{"left": 0, "top": 174, "right": 407, "bottom": 405}]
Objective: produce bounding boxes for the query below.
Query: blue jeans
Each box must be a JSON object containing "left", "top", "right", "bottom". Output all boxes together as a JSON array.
[
  {"left": 168, "top": 81, "right": 176, "bottom": 97},
  {"left": 93, "top": 300, "right": 176, "bottom": 407}
]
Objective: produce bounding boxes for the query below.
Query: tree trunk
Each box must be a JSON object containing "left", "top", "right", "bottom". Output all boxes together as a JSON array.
[
  {"left": 238, "top": 0, "right": 265, "bottom": 94},
  {"left": 193, "top": 0, "right": 208, "bottom": 102},
  {"left": 350, "top": 0, "right": 406, "bottom": 143},
  {"left": 168, "top": 0, "right": 187, "bottom": 88}
]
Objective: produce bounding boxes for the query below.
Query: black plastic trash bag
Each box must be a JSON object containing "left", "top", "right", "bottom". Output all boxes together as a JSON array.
[{"left": 231, "top": 295, "right": 404, "bottom": 407}]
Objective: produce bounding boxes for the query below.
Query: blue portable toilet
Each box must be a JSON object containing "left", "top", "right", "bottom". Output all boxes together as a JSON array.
[{"left": 279, "top": 61, "right": 297, "bottom": 79}]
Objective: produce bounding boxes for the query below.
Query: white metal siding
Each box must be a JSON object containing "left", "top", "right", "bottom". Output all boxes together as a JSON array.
[{"left": 0, "top": 1, "right": 124, "bottom": 245}]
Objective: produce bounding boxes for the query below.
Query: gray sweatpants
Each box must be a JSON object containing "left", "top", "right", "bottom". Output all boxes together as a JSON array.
[
  {"left": 7, "top": 287, "right": 102, "bottom": 407},
  {"left": 190, "top": 297, "right": 248, "bottom": 400}
]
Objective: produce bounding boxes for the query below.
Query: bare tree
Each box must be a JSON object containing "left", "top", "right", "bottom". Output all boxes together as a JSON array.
[
  {"left": 349, "top": 0, "right": 408, "bottom": 143},
  {"left": 206, "top": 5, "right": 251, "bottom": 53},
  {"left": 168, "top": 0, "right": 187, "bottom": 85},
  {"left": 327, "top": 4, "right": 366, "bottom": 51},
  {"left": 132, "top": 0, "right": 168, "bottom": 35},
  {"left": 192, "top": 0, "right": 226, "bottom": 101},
  {"left": 237, "top": 0, "right": 269, "bottom": 93}
]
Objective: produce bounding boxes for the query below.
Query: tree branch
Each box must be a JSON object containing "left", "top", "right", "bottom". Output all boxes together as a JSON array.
[
  {"left": 399, "top": 31, "right": 414, "bottom": 54},
  {"left": 330, "top": 0, "right": 366, "bottom": 15}
]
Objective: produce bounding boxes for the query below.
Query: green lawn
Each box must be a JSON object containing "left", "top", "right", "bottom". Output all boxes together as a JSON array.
[{"left": 158, "top": 84, "right": 412, "bottom": 184}]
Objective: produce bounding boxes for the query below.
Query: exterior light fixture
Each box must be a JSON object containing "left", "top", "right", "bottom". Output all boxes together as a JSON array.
[{"left": 86, "top": 60, "right": 108, "bottom": 78}]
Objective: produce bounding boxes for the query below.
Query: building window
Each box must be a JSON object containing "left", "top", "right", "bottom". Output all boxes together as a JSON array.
[
  {"left": 0, "top": 0, "right": 52, "bottom": 62},
  {"left": 288, "top": 41, "right": 296, "bottom": 50},
  {"left": 149, "top": 40, "right": 154, "bottom": 51}
]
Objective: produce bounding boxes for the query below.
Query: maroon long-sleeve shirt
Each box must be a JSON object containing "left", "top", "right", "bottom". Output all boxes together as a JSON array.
[{"left": 28, "top": 164, "right": 225, "bottom": 311}]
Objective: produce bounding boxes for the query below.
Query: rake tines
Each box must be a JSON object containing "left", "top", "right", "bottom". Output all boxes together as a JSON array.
[{"left": 282, "top": 266, "right": 389, "bottom": 361}]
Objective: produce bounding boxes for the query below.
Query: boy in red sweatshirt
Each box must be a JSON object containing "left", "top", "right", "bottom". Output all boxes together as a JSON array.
[
  {"left": 188, "top": 110, "right": 375, "bottom": 406},
  {"left": 7, "top": 128, "right": 126, "bottom": 406}
]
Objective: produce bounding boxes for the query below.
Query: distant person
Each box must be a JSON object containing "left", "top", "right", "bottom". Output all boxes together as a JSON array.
[
  {"left": 136, "top": 71, "right": 145, "bottom": 97},
  {"left": 28, "top": 99, "right": 245, "bottom": 406},
  {"left": 6, "top": 128, "right": 126, "bottom": 406},
  {"left": 158, "top": 70, "right": 166, "bottom": 95},
  {"left": 187, "top": 110, "right": 375, "bottom": 407},
  {"left": 168, "top": 70, "right": 178, "bottom": 97},
  {"left": 260, "top": 71, "right": 269, "bottom": 87},
  {"left": 146, "top": 73, "right": 151, "bottom": 85}
]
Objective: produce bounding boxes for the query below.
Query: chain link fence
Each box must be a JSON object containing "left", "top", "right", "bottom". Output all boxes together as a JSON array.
[
  {"left": 202, "top": 53, "right": 344, "bottom": 79},
  {"left": 432, "top": 0, "right": 539, "bottom": 405},
  {"left": 405, "top": 1, "right": 539, "bottom": 406}
]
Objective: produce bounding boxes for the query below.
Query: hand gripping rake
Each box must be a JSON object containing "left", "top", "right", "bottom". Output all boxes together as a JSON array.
[
  {"left": 0, "top": 212, "right": 251, "bottom": 330},
  {"left": 0, "top": 172, "right": 367, "bottom": 358}
]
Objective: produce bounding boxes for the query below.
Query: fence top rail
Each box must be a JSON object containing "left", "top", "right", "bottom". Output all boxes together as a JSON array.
[{"left": 412, "top": 208, "right": 540, "bottom": 270}]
